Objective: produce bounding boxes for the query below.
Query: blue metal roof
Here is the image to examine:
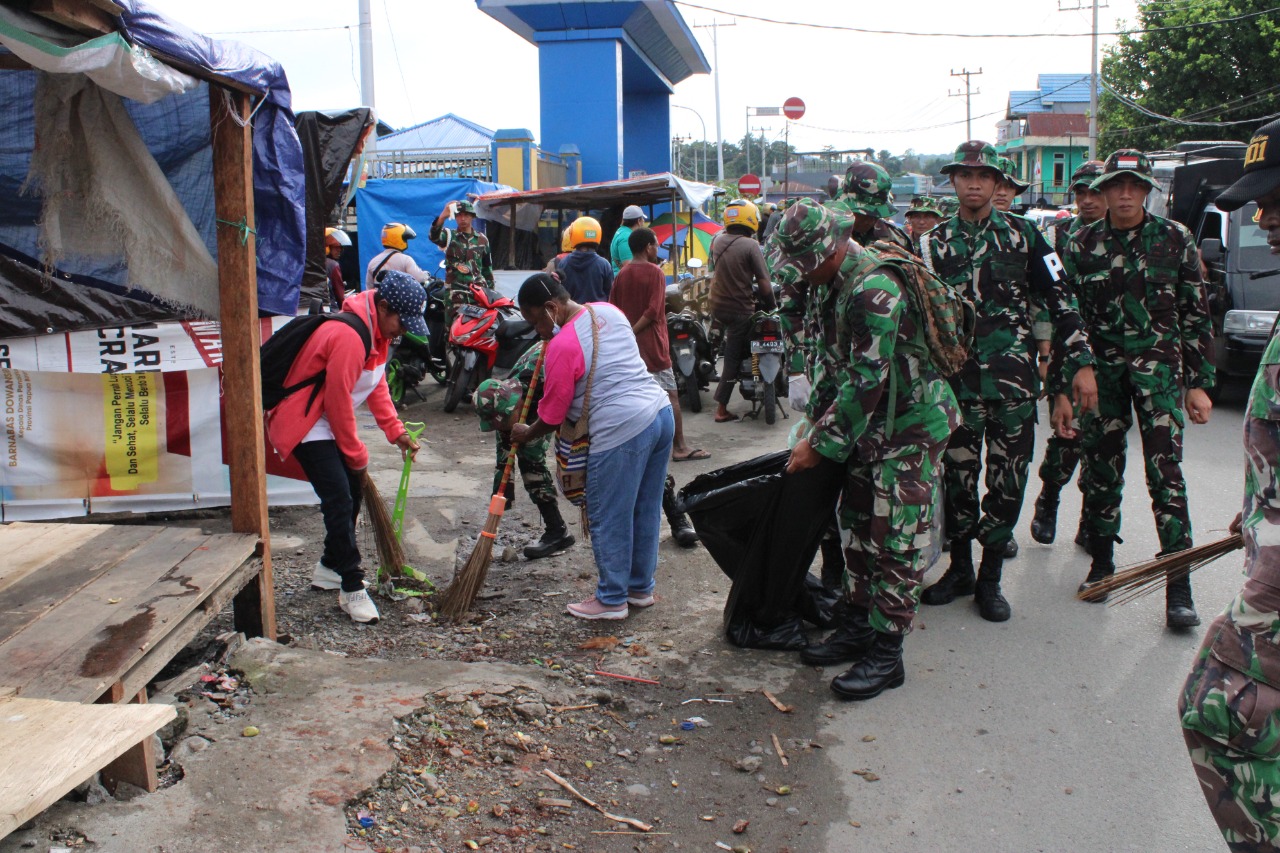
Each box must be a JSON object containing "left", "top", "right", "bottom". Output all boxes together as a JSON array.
[
  {"left": 377, "top": 113, "right": 495, "bottom": 151},
  {"left": 1009, "top": 90, "right": 1047, "bottom": 114},
  {"left": 476, "top": 0, "right": 710, "bottom": 85},
  {"left": 1007, "top": 74, "right": 1091, "bottom": 117}
]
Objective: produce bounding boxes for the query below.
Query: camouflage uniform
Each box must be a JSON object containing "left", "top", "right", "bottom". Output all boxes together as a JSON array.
[
  {"left": 1180, "top": 331, "right": 1280, "bottom": 850},
  {"left": 474, "top": 343, "right": 553, "bottom": 505},
  {"left": 826, "top": 161, "right": 915, "bottom": 256},
  {"left": 769, "top": 201, "right": 960, "bottom": 635},
  {"left": 430, "top": 202, "right": 494, "bottom": 298},
  {"left": 925, "top": 206, "right": 1092, "bottom": 549},
  {"left": 1062, "top": 204, "right": 1215, "bottom": 554},
  {"left": 1036, "top": 213, "right": 1087, "bottom": 494}
]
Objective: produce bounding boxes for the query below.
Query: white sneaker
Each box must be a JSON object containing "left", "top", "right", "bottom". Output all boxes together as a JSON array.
[
  {"left": 312, "top": 561, "right": 368, "bottom": 591},
  {"left": 339, "top": 588, "right": 380, "bottom": 624}
]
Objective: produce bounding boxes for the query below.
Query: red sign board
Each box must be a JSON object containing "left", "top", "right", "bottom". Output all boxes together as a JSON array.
[
  {"left": 737, "top": 173, "right": 762, "bottom": 196},
  {"left": 783, "top": 97, "right": 806, "bottom": 120}
]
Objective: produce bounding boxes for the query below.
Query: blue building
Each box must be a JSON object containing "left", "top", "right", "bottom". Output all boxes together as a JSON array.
[{"left": 477, "top": 0, "right": 710, "bottom": 184}]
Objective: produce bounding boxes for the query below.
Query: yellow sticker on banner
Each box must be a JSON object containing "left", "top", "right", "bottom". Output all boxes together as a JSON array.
[{"left": 102, "top": 373, "right": 158, "bottom": 489}]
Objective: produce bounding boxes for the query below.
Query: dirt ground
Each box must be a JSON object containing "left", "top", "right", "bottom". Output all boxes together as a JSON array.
[{"left": 9, "top": 381, "right": 858, "bottom": 852}]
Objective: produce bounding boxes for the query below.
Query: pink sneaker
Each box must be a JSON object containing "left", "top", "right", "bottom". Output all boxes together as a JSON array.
[
  {"left": 566, "top": 596, "right": 628, "bottom": 620},
  {"left": 627, "top": 592, "right": 655, "bottom": 608}
]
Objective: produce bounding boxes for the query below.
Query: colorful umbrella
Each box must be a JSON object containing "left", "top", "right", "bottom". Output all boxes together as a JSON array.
[{"left": 651, "top": 210, "right": 722, "bottom": 265}]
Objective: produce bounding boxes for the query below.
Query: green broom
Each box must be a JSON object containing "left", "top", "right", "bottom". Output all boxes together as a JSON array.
[
  {"left": 437, "top": 347, "right": 548, "bottom": 620},
  {"left": 375, "top": 421, "right": 433, "bottom": 595}
]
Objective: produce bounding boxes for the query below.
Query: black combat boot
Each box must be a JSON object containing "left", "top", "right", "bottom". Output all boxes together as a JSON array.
[
  {"left": 1166, "top": 570, "right": 1201, "bottom": 629},
  {"left": 974, "top": 546, "right": 1011, "bottom": 622},
  {"left": 663, "top": 476, "right": 699, "bottom": 548},
  {"left": 1030, "top": 486, "right": 1060, "bottom": 544},
  {"left": 800, "top": 600, "right": 875, "bottom": 666},
  {"left": 524, "top": 500, "right": 576, "bottom": 560},
  {"left": 1004, "top": 537, "right": 1019, "bottom": 559},
  {"left": 1078, "top": 535, "right": 1115, "bottom": 602},
  {"left": 830, "top": 632, "right": 905, "bottom": 701},
  {"left": 920, "top": 540, "right": 975, "bottom": 605}
]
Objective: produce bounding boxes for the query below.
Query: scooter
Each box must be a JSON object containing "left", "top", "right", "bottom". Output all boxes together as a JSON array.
[
  {"left": 443, "top": 281, "right": 539, "bottom": 413},
  {"left": 735, "top": 308, "right": 788, "bottom": 425},
  {"left": 666, "top": 281, "right": 715, "bottom": 413},
  {"left": 386, "top": 273, "right": 449, "bottom": 405}
]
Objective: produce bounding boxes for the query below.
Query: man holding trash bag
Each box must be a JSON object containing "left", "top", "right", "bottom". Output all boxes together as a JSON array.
[{"left": 766, "top": 200, "right": 959, "bottom": 700}]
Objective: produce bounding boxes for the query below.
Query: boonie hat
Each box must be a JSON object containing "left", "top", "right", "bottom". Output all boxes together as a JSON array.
[
  {"left": 828, "top": 161, "right": 897, "bottom": 219},
  {"left": 1091, "top": 149, "right": 1160, "bottom": 192},
  {"left": 996, "top": 156, "right": 1031, "bottom": 193},
  {"left": 940, "top": 140, "right": 1001, "bottom": 176},
  {"left": 474, "top": 378, "right": 522, "bottom": 432},
  {"left": 622, "top": 204, "right": 647, "bottom": 222},
  {"left": 905, "top": 196, "right": 944, "bottom": 217},
  {"left": 764, "top": 198, "right": 856, "bottom": 283},
  {"left": 376, "top": 270, "right": 429, "bottom": 337},
  {"left": 1069, "top": 160, "right": 1106, "bottom": 190},
  {"left": 1217, "top": 117, "right": 1280, "bottom": 212}
]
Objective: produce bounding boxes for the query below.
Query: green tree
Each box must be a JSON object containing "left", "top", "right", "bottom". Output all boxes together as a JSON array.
[{"left": 1099, "top": 1, "right": 1279, "bottom": 152}]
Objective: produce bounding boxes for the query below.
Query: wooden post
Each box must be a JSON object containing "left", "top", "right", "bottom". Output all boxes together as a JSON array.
[
  {"left": 97, "top": 685, "right": 158, "bottom": 793},
  {"left": 210, "top": 86, "right": 275, "bottom": 640},
  {"left": 507, "top": 202, "right": 518, "bottom": 268}
]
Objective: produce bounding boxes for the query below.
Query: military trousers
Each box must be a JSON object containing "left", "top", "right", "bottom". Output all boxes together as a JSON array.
[
  {"left": 841, "top": 442, "right": 945, "bottom": 635},
  {"left": 494, "top": 431, "right": 555, "bottom": 505},
  {"left": 943, "top": 396, "right": 1037, "bottom": 549},
  {"left": 1038, "top": 396, "right": 1085, "bottom": 494},
  {"left": 1181, "top": 622, "right": 1280, "bottom": 852},
  {"left": 1080, "top": 373, "right": 1191, "bottom": 552}
]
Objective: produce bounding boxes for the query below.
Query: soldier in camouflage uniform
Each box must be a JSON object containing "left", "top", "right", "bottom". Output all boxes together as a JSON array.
[
  {"left": 473, "top": 342, "right": 576, "bottom": 560},
  {"left": 903, "top": 196, "right": 944, "bottom": 254},
  {"left": 992, "top": 156, "right": 1030, "bottom": 214},
  {"left": 1030, "top": 160, "right": 1108, "bottom": 549},
  {"left": 765, "top": 200, "right": 959, "bottom": 700},
  {"left": 826, "top": 161, "right": 916, "bottom": 255},
  {"left": 1180, "top": 117, "right": 1280, "bottom": 850},
  {"left": 430, "top": 199, "right": 494, "bottom": 303},
  {"left": 1059, "top": 149, "right": 1214, "bottom": 628},
  {"left": 938, "top": 196, "right": 961, "bottom": 218},
  {"left": 919, "top": 140, "right": 1096, "bottom": 623}
]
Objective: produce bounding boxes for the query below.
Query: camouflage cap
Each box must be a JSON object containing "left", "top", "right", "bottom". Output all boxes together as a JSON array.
[
  {"left": 455, "top": 200, "right": 478, "bottom": 216},
  {"left": 940, "top": 140, "right": 1001, "bottom": 176},
  {"left": 938, "top": 196, "right": 961, "bottom": 217},
  {"left": 828, "top": 161, "right": 897, "bottom": 219},
  {"left": 996, "top": 156, "right": 1031, "bottom": 193},
  {"left": 904, "top": 195, "right": 945, "bottom": 217},
  {"left": 1218, "top": 117, "right": 1280, "bottom": 212},
  {"left": 764, "top": 198, "right": 856, "bottom": 282},
  {"left": 1091, "top": 149, "right": 1160, "bottom": 191},
  {"left": 1069, "top": 160, "right": 1106, "bottom": 190},
  {"left": 474, "top": 377, "right": 522, "bottom": 432}
]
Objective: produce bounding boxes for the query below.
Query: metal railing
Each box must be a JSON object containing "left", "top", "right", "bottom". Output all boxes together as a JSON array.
[{"left": 365, "top": 146, "right": 493, "bottom": 181}]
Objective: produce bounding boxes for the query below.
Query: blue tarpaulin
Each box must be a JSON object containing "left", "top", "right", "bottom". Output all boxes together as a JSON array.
[{"left": 355, "top": 178, "right": 505, "bottom": 288}]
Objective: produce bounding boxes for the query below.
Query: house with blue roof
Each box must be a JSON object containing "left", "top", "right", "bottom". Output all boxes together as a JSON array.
[{"left": 996, "top": 73, "right": 1093, "bottom": 206}]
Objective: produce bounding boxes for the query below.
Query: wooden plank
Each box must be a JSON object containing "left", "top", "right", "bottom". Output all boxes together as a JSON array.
[
  {"left": 98, "top": 688, "right": 158, "bottom": 794},
  {"left": 0, "top": 526, "right": 164, "bottom": 646},
  {"left": 0, "top": 527, "right": 209, "bottom": 700},
  {"left": 116, "top": 557, "right": 262, "bottom": 701},
  {"left": 31, "top": 532, "right": 257, "bottom": 704},
  {"left": 0, "top": 696, "right": 173, "bottom": 837},
  {"left": 29, "top": 0, "right": 115, "bottom": 35},
  {"left": 209, "top": 85, "right": 275, "bottom": 641}
]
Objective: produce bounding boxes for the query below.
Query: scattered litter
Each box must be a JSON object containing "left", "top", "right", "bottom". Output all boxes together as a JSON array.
[
  {"left": 732, "top": 819, "right": 750, "bottom": 834},
  {"left": 683, "top": 716, "right": 711, "bottom": 728},
  {"left": 542, "top": 768, "right": 653, "bottom": 831},
  {"left": 659, "top": 735, "right": 680, "bottom": 745},
  {"left": 579, "top": 636, "right": 621, "bottom": 652},
  {"left": 775, "top": 785, "right": 792, "bottom": 796},
  {"left": 356, "top": 808, "right": 375, "bottom": 828},
  {"left": 627, "top": 643, "right": 650, "bottom": 657},
  {"left": 594, "top": 670, "right": 660, "bottom": 685},
  {"left": 852, "top": 769, "right": 880, "bottom": 782},
  {"left": 550, "top": 703, "right": 599, "bottom": 712},
  {"left": 538, "top": 797, "right": 574, "bottom": 810},
  {"left": 715, "top": 842, "right": 733, "bottom": 851},
  {"left": 700, "top": 815, "right": 715, "bottom": 821},
  {"left": 771, "top": 733, "right": 789, "bottom": 767},
  {"left": 542, "top": 590, "right": 566, "bottom": 597},
  {"left": 408, "top": 613, "right": 433, "bottom": 623},
  {"left": 762, "top": 690, "right": 792, "bottom": 713},
  {"left": 679, "top": 721, "right": 696, "bottom": 731},
  {"left": 107, "top": 598, "right": 121, "bottom": 604},
  {"left": 241, "top": 725, "right": 260, "bottom": 738}
]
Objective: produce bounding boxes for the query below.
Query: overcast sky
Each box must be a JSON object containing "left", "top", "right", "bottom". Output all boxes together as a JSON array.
[{"left": 146, "top": 0, "right": 1147, "bottom": 159}]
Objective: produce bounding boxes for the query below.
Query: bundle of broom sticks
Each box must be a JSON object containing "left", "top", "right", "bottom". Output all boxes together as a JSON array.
[
  {"left": 1075, "top": 533, "right": 1244, "bottom": 605},
  {"left": 438, "top": 346, "right": 548, "bottom": 620}
]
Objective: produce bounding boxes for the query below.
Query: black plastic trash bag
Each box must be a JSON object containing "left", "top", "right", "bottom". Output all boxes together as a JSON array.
[{"left": 676, "top": 451, "right": 845, "bottom": 650}]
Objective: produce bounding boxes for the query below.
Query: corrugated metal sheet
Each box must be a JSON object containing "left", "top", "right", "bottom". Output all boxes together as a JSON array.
[
  {"left": 377, "top": 113, "right": 495, "bottom": 153},
  {"left": 1038, "top": 73, "right": 1092, "bottom": 104},
  {"left": 1026, "top": 113, "right": 1090, "bottom": 137},
  {"left": 626, "top": 4, "right": 692, "bottom": 85},
  {"left": 1009, "top": 90, "right": 1046, "bottom": 115}
]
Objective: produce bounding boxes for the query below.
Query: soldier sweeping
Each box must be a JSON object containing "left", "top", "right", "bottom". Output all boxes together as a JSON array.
[{"left": 767, "top": 200, "right": 959, "bottom": 700}]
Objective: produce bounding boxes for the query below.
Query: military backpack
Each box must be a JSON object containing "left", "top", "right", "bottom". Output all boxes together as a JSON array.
[{"left": 869, "top": 240, "right": 975, "bottom": 377}]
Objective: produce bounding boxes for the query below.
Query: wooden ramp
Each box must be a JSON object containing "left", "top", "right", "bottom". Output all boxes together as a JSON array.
[
  {"left": 0, "top": 521, "right": 262, "bottom": 836},
  {"left": 0, "top": 696, "right": 175, "bottom": 837}
]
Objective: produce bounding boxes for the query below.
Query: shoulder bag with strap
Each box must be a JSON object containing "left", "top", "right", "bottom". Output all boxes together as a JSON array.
[
  {"left": 554, "top": 305, "right": 599, "bottom": 522},
  {"left": 370, "top": 248, "right": 402, "bottom": 285}
]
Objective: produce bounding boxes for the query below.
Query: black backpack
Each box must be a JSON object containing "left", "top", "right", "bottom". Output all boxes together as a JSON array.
[{"left": 260, "top": 312, "right": 372, "bottom": 412}]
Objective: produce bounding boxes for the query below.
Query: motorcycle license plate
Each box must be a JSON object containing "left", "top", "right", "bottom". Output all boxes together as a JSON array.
[
  {"left": 750, "top": 340, "right": 784, "bottom": 353},
  {"left": 459, "top": 304, "right": 486, "bottom": 320}
]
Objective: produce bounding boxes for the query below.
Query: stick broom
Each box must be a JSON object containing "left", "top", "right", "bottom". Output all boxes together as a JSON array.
[
  {"left": 1076, "top": 533, "right": 1243, "bottom": 605},
  {"left": 438, "top": 346, "right": 547, "bottom": 619}
]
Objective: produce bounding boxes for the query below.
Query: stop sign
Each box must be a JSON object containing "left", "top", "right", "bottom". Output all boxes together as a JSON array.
[
  {"left": 738, "top": 173, "right": 762, "bottom": 196},
  {"left": 783, "top": 97, "right": 806, "bottom": 120}
]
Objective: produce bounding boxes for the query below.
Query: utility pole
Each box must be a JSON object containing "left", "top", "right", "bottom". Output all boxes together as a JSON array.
[
  {"left": 694, "top": 20, "right": 737, "bottom": 183},
  {"left": 358, "top": 0, "right": 376, "bottom": 150},
  {"left": 752, "top": 125, "right": 771, "bottom": 187},
  {"left": 949, "top": 68, "right": 983, "bottom": 140},
  {"left": 1059, "top": 0, "right": 1106, "bottom": 160}
]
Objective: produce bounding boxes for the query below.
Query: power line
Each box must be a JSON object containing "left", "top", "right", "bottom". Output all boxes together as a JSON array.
[
  {"left": 672, "top": 1, "right": 1280, "bottom": 38},
  {"left": 380, "top": 0, "right": 418, "bottom": 127},
  {"left": 1101, "top": 79, "right": 1280, "bottom": 126}
]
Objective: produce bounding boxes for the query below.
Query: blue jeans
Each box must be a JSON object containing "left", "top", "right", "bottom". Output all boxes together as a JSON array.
[{"left": 586, "top": 406, "right": 675, "bottom": 606}]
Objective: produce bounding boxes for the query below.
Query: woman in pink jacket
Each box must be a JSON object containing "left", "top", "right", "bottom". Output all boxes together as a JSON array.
[{"left": 266, "top": 271, "right": 423, "bottom": 624}]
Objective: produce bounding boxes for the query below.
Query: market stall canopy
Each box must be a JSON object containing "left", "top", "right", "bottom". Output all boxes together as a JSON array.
[{"left": 475, "top": 172, "right": 717, "bottom": 231}]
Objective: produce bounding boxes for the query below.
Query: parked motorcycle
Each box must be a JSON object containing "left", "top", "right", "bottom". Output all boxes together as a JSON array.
[
  {"left": 443, "top": 281, "right": 539, "bottom": 413},
  {"left": 666, "top": 283, "right": 715, "bottom": 413},
  {"left": 735, "top": 309, "right": 788, "bottom": 425},
  {"left": 386, "top": 273, "right": 449, "bottom": 405}
]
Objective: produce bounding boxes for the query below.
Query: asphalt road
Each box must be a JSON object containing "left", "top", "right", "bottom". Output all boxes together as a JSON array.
[{"left": 812, "top": 387, "right": 1252, "bottom": 852}]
